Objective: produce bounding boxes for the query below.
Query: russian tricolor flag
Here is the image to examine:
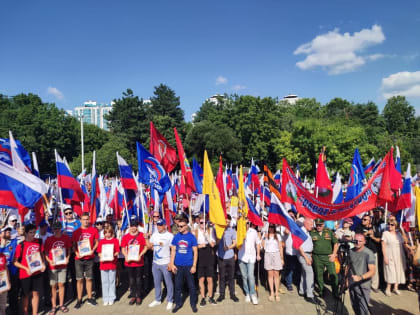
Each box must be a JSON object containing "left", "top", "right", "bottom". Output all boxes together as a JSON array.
[
  {"left": 395, "top": 163, "right": 412, "bottom": 211},
  {"left": 246, "top": 197, "right": 263, "bottom": 226},
  {"left": 116, "top": 152, "right": 137, "bottom": 191},
  {"left": 273, "top": 170, "right": 281, "bottom": 187},
  {"left": 268, "top": 193, "right": 308, "bottom": 249},
  {"left": 0, "top": 160, "right": 47, "bottom": 214},
  {"left": 56, "top": 151, "right": 84, "bottom": 202},
  {"left": 89, "top": 151, "right": 100, "bottom": 223},
  {"left": 363, "top": 157, "right": 375, "bottom": 175}
]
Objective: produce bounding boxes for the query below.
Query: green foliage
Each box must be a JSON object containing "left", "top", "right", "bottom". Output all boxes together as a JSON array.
[{"left": 383, "top": 96, "right": 416, "bottom": 135}]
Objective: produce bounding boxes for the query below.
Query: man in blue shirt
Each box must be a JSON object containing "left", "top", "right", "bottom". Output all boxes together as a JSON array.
[
  {"left": 0, "top": 226, "right": 19, "bottom": 314},
  {"left": 216, "top": 215, "right": 239, "bottom": 303},
  {"left": 170, "top": 213, "right": 198, "bottom": 313}
]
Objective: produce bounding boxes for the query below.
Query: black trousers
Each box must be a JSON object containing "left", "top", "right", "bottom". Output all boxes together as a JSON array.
[
  {"left": 127, "top": 266, "right": 144, "bottom": 298},
  {"left": 218, "top": 257, "right": 235, "bottom": 297}
]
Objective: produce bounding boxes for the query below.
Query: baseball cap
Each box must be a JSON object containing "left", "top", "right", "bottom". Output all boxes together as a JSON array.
[
  {"left": 52, "top": 222, "right": 62, "bottom": 230},
  {"left": 129, "top": 215, "right": 139, "bottom": 226},
  {"left": 8, "top": 215, "right": 17, "bottom": 222},
  {"left": 343, "top": 218, "right": 353, "bottom": 224},
  {"left": 156, "top": 219, "right": 166, "bottom": 226},
  {"left": 1, "top": 226, "right": 12, "bottom": 233},
  {"left": 315, "top": 218, "right": 325, "bottom": 225},
  {"left": 39, "top": 220, "right": 48, "bottom": 227}
]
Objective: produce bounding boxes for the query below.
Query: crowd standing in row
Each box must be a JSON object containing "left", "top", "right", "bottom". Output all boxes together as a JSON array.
[{"left": 0, "top": 203, "right": 418, "bottom": 315}]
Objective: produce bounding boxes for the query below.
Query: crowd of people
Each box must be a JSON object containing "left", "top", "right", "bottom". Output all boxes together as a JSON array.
[{"left": 0, "top": 203, "right": 418, "bottom": 315}]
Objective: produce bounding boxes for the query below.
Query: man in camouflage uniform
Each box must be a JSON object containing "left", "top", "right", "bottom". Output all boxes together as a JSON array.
[{"left": 310, "top": 218, "right": 339, "bottom": 298}]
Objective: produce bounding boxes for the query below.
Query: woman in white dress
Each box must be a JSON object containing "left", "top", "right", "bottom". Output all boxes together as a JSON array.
[
  {"left": 261, "top": 225, "right": 284, "bottom": 302},
  {"left": 381, "top": 218, "right": 408, "bottom": 296}
]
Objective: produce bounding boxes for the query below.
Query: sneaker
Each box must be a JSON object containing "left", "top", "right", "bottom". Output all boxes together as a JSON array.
[
  {"left": 192, "top": 305, "right": 198, "bottom": 313},
  {"left": 136, "top": 297, "right": 142, "bottom": 305},
  {"left": 287, "top": 285, "right": 293, "bottom": 291},
  {"left": 385, "top": 290, "right": 392, "bottom": 297},
  {"left": 74, "top": 300, "right": 83, "bottom": 309},
  {"left": 245, "top": 295, "right": 250, "bottom": 303},
  {"left": 87, "top": 299, "right": 97, "bottom": 306},
  {"left": 230, "top": 295, "right": 239, "bottom": 302},
  {"left": 172, "top": 305, "right": 182, "bottom": 313},
  {"left": 103, "top": 301, "right": 108, "bottom": 306},
  {"left": 166, "top": 302, "right": 173, "bottom": 310},
  {"left": 149, "top": 300, "right": 162, "bottom": 308},
  {"left": 200, "top": 298, "right": 206, "bottom": 307},
  {"left": 208, "top": 297, "right": 217, "bottom": 305},
  {"left": 109, "top": 301, "right": 114, "bottom": 306},
  {"left": 129, "top": 297, "right": 136, "bottom": 305},
  {"left": 393, "top": 289, "right": 401, "bottom": 295},
  {"left": 216, "top": 295, "right": 225, "bottom": 302},
  {"left": 250, "top": 295, "right": 258, "bottom": 305}
]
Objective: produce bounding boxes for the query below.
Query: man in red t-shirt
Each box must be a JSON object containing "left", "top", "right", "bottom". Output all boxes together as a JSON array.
[
  {"left": 44, "top": 222, "right": 72, "bottom": 313},
  {"left": 121, "top": 216, "right": 147, "bottom": 305},
  {"left": 14, "top": 224, "right": 46, "bottom": 315},
  {"left": 72, "top": 213, "right": 99, "bottom": 309}
]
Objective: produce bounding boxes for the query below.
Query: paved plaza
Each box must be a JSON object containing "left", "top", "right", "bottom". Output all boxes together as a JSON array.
[{"left": 58, "top": 282, "right": 418, "bottom": 315}]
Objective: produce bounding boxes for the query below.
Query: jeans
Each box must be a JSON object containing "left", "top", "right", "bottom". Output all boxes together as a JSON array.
[
  {"left": 239, "top": 261, "right": 255, "bottom": 296},
  {"left": 284, "top": 254, "right": 298, "bottom": 287},
  {"left": 152, "top": 263, "right": 173, "bottom": 303},
  {"left": 350, "top": 284, "right": 371, "bottom": 315},
  {"left": 127, "top": 266, "right": 144, "bottom": 298},
  {"left": 100, "top": 270, "right": 116, "bottom": 303},
  {"left": 174, "top": 265, "right": 197, "bottom": 307}
]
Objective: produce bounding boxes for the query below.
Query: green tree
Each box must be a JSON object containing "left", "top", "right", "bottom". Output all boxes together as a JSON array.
[{"left": 383, "top": 96, "right": 416, "bottom": 135}]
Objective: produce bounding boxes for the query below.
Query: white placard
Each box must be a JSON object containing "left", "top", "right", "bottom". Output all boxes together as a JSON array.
[
  {"left": 101, "top": 244, "right": 114, "bottom": 262},
  {"left": 127, "top": 244, "right": 140, "bottom": 262},
  {"left": 78, "top": 238, "right": 91, "bottom": 258}
]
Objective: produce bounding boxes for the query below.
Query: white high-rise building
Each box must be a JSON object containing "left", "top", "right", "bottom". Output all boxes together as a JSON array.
[
  {"left": 283, "top": 94, "right": 299, "bottom": 104},
  {"left": 73, "top": 101, "right": 113, "bottom": 131}
]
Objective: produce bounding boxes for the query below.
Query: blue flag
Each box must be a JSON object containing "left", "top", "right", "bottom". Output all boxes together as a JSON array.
[
  {"left": 136, "top": 142, "right": 171, "bottom": 194},
  {"left": 192, "top": 158, "right": 203, "bottom": 194},
  {"left": 345, "top": 148, "right": 366, "bottom": 201}
]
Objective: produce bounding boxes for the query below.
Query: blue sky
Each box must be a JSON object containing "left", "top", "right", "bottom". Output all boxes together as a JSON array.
[{"left": 1, "top": 0, "right": 419, "bottom": 120}]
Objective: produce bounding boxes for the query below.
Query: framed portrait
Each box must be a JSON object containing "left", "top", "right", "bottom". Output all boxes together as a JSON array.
[
  {"left": 0, "top": 271, "right": 10, "bottom": 293},
  {"left": 78, "top": 238, "right": 91, "bottom": 258},
  {"left": 127, "top": 244, "right": 140, "bottom": 262},
  {"left": 52, "top": 247, "right": 66, "bottom": 265},
  {"left": 101, "top": 244, "right": 114, "bottom": 262},
  {"left": 27, "top": 251, "right": 43, "bottom": 274}
]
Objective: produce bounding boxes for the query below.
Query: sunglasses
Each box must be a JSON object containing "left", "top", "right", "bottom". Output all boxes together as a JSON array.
[
  {"left": 199, "top": 221, "right": 205, "bottom": 224},
  {"left": 65, "top": 212, "right": 73, "bottom": 215},
  {"left": 388, "top": 223, "right": 395, "bottom": 226},
  {"left": 362, "top": 218, "right": 369, "bottom": 221},
  {"left": 95, "top": 222, "right": 103, "bottom": 225},
  {"left": 153, "top": 216, "right": 160, "bottom": 218},
  {"left": 177, "top": 224, "right": 186, "bottom": 228}
]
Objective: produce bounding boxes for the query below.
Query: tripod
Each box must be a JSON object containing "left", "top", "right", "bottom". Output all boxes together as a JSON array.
[{"left": 333, "top": 243, "right": 371, "bottom": 315}]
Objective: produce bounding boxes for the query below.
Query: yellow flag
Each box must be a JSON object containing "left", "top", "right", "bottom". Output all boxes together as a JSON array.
[
  {"left": 415, "top": 186, "right": 420, "bottom": 231},
  {"left": 236, "top": 165, "right": 249, "bottom": 249},
  {"left": 202, "top": 150, "right": 226, "bottom": 239}
]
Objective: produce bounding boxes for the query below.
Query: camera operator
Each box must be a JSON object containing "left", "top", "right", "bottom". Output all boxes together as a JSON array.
[
  {"left": 355, "top": 214, "right": 381, "bottom": 292},
  {"left": 348, "top": 233, "right": 375, "bottom": 315}
]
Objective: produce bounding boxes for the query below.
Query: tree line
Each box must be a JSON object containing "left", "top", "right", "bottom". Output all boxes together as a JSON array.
[{"left": 0, "top": 85, "right": 418, "bottom": 178}]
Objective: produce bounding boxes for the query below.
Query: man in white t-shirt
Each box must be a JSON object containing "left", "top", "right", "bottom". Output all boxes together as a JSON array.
[{"left": 146, "top": 219, "right": 174, "bottom": 311}]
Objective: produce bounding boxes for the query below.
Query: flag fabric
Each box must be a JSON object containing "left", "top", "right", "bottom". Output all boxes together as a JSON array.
[
  {"left": 268, "top": 193, "right": 308, "bottom": 249},
  {"left": 0, "top": 138, "right": 31, "bottom": 171},
  {"left": 192, "top": 158, "right": 203, "bottom": 194},
  {"left": 136, "top": 142, "right": 171, "bottom": 194},
  {"left": 32, "top": 152, "right": 40, "bottom": 177},
  {"left": 264, "top": 165, "right": 282, "bottom": 201},
  {"left": 116, "top": 152, "right": 137, "bottom": 191},
  {"left": 395, "top": 163, "right": 412, "bottom": 211},
  {"left": 246, "top": 197, "right": 264, "bottom": 226},
  {"left": 364, "top": 157, "right": 375, "bottom": 174},
  {"left": 9, "top": 131, "right": 32, "bottom": 173},
  {"left": 274, "top": 170, "right": 281, "bottom": 187},
  {"left": 0, "top": 160, "right": 48, "bottom": 216},
  {"left": 332, "top": 172, "right": 344, "bottom": 204},
  {"left": 236, "top": 165, "right": 248, "bottom": 249},
  {"left": 202, "top": 150, "right": 226, "bottom": 239},
  {"left": 345, "top": 148, "right": 366, "bottom": 201},
  {"left": 173, "top": 127, "right": 196, "bottom": 192},
  {"left": 89, "top": 151, "right": 100, "bottom": 224},
  {"left": 415, "top": 186, "right": 420, "bottom": 231},
  {"left": 55, "top": 151, "right": 85, "bottom": 202},
  {"left": 372, "top": 158, "right": 382, "bottom": 173},
  {"left": 395, "top": 146, "right": 402, "bottom": 174},
  {"left": 246, "top": 158, "right": 260, "bottom": 193},
  {"left": 149, "top": 121, "right": 178, "bottom": 173},
  {"left": 314, "top": 153, "right": 333, "bottom": 203},
  {"left": 216, "top": 156, "right": 227, "bottom": 217},
  {"left": 389, "top": 147, "right": 403, "bottom": 191}
]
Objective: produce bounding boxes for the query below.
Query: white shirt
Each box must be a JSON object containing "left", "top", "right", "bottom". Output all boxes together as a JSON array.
[
  {"left": 264, "top": 235, "right": 281, "bottom": 253},
  {"left": 150, "top": 231, "right": 174, "bottom": 265},
  {"left": 299, "top": 226, "right": 313, "bottom": 253},
  {"left": 238, "top": 228, "right": 261, "bottom": 263},
  {"left": 283, "top": 231, "right": 298, "bottom": 256},
  {"left": 196, "top": 228, "right": 216, "bottom": 245}
]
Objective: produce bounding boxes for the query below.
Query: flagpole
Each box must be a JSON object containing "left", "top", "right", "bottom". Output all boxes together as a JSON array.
[
  {"left": 54, "top": 150, "right": 65, "bottom": 227},
  {"left": 384, "top": 202, "right": 388, "bottom": 224}
]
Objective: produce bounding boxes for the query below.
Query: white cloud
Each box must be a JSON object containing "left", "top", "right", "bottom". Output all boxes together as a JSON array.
[
  {"left": 232, "top": 84, "right": 246, "bottom": 91},
  {"left": 215, "top": 75, "right": 228, "bottom": 85},
  {"left": 294, "top": 25, "right": 385, "bottom": 75},
  {"left": 381, "top": 71, "right": 420, "bottom": 99},
  {"left": 46, "top": 86, "right": 64, "bottom": 100}
]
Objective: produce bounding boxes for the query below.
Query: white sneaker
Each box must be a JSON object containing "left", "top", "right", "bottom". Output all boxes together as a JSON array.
[
  {"left": 149, "top": 300, "right": 162, "bottom": 308},
  {"left": 251, "top": 295, "right": 258, "bottom": 305},
  {"left": 103, "top": 301, "right": 109, "bottom": 306},
  {"left": 109, "top": 301, "right": 114, "bottom": 306},
  {"left": 166, "top": 302, "right": 173, "bottom": 310},
  {"left": 245, "top": 295, "right": 250, "bottom": 303}
]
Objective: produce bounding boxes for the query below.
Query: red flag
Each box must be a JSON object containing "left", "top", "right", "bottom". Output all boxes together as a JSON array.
[
  {"left": 174, "top": 127, "right": 196, "bottom": 193},
  {"left": 315, "top": 153, "right": 333, "bottom": 203},
  {"left": 389, "top": 147, "right": 403, "bottom": 191},
  {"left": 379, "top": 151, "right": 393, "bottom": 202},
  {"left": 216, "top": 156, "right": 227, "bottom": 217},
  {"left": 150, "top": 121, "right": 178, "bottom": 173}
]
